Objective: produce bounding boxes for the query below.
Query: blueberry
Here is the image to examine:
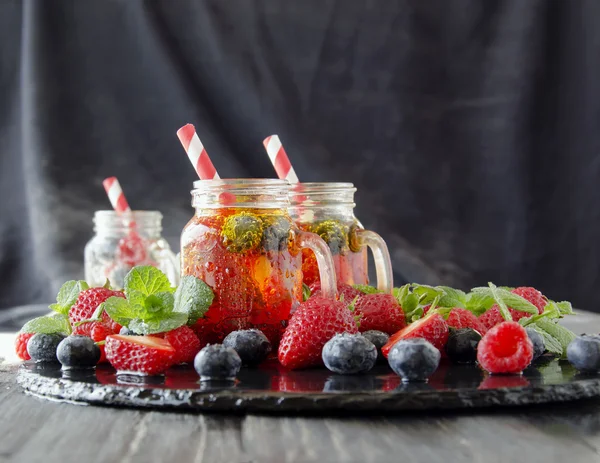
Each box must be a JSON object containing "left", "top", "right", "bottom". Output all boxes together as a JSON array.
[
  {"left": 567, "top": 335, "right": 600, "bottom": 372},
  {"left": 222, "top": 329, "right": 272, "bottom": 366},
  {"left": 526, "top": 328, "right": 545, "bottom": 361},
  {"left": 322, "top": 333, "right": 377, "bottom": 375},
  {"left": 27, "top": 333, "right": 65, "bottom": 363},
  {"left": 194, "top": 344, "right": 242, "bottom": 381},
  {"left": 56, "top": 336, "right": 101, "bottom": 369},
  {"left": 362, "top": 330, "right": 390, "bottom": 363},
  {"left": 388, "top": 338, "right": 440, "bottom": 382},
  {"left": 445, "top": 328, "right": 481, "bottom": 364}
]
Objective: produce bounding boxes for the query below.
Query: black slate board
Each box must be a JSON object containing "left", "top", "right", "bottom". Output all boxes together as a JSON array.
[{"left": 16, "top": 358, "right": 600, "bottom": 414}]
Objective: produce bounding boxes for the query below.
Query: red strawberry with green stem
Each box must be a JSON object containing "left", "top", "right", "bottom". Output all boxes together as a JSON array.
[{"left": 278, "top": 296, "right": 358, "bottom": 370}]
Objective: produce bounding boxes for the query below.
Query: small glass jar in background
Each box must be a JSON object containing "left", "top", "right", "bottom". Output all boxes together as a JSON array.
[
  {"left": 84, "top": 211, "right": 179, "bottom": 289},
  {"left": 289, "top": 182, "right": 393, "bottom": 293}
]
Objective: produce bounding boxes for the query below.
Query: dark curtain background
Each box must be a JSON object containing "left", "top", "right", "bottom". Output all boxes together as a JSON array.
[{"left": 1, "top": 0, "right": 599, "bottom": 311}]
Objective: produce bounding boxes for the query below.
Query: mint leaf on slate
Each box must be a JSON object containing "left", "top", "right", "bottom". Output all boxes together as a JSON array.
[
  {"left": 20, "top": 313, "right": 71, "bottom": 336},
  {"left": 353, "top": 284, "right": 382, "bottom": 295},
  {"left": 302, "top": 283, "right": 311, "bottom": 302},
  {"left": 125, "top": 266, "right": 174, "bottom": 297},
  {"left": 49, "top": 280, "right": 89, "bottom": 315},
  {"left": 173, "top": 275, "right": 215, "bottom": 325},
  {"left": 534, "top": 319, "right": 576, "bottom": 358}
]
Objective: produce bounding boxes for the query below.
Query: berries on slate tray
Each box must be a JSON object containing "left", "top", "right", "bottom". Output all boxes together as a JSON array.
[
  {"left": 164, "top": 325, "right": 201, "bottom": 365},
  {"left": 526, "top": 327, "right": 545, "bottom": 361},
  {"left": 278, "top": 296, "right": 358, "bottom": 370},
  {"left": 353, "top": 293, "right": 406, "bottom": 334},
  {"left": 56, "top": 336, "right": 101, "bottom": 369},
  {"left": 27, "top": 333, "right": 65, "bottom": 363},
  {"left": 105, "top": 335, "right": 176, "bottom": 375},
  {"left": 382, "top": 313, "right": 449, "bottom": 358},
  {"left": 477, "top": 321, "right": 533, "bottom": 374},
  {"left": 322, "top": 333, "right": 377, "bottom": 375},
  {"left": 223, "top": 329, "right": 272, "bottom": 366},
  {"left": 15, "top": 332, "right": 35, "bottom": 360},
  {"left": 445, "top": 328, "right": 482, "bottom": 364},
  {"left": 387, "top": 338, "right": 441, "bottom": 382},
  {"left": 567, "top": 335, "right": 600, "bottom": 372},
  {"left": 194, "top": 344, "right": 242, "bottom": 381},
  {"left": 362, "top": 330, "right": 389, "bottom": 363}
]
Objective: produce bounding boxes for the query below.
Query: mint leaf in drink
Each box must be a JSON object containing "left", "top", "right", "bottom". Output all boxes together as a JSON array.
[
  {"left": 49, "top": 280, "right": 89, "bottom": 315},
  {"left": 128, "top": 312, "right": 189, "bottom": 335},
  {"left": 173, "top": 275, "right": 215, "bottom": 325},
  {"left": 437, "top": 286, "right": 467, "bottom": 309},
  {"left": 20, "top": 313, "right": 71, "bottom": 336},
  {"left": 302, "top": 283, "right": 311, "bottom": 302},
  {"left": 124, "top": 266, "right": 174, "bottom": 297},
  {"left": 353, "top": 285, "right": 382, "bottom": 295}
]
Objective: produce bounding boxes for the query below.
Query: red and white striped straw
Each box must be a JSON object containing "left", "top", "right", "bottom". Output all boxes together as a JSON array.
[
  {"left": 177, "top": 124, "right": 220, "bottom": 180},
  {"left": 102, "top": 177, "right": 131, "bottom": 214},
  {"left": 263, "top": 135, "right": 299, "bottom": 183}
]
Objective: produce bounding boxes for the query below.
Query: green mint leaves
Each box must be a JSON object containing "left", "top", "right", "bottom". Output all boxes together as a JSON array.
[
  {"left": 302, "top": 283, "right": 311, "bottom": 302},
  {"left": 102, "top": 266, "right": 214, "bottom": 335},
  {"left": 20, "top": 313, "right": 71, "bottom": 336},
  {"left": 470, "top": 283, "right": 538, "bottom": 319},
  {"left": 173, "top": 275, "right": 214, "bottom": 325},
  {"left": 49, "top": 280, "right": 89, "bottom": 315}
]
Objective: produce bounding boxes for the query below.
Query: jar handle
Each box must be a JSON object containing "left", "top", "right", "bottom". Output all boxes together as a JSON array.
[
  {"left": 297, "top": 231, "right": 338, "bottom": 299},
  {"left": 353, "top": 229, "right": 393, "bottom": 294}
]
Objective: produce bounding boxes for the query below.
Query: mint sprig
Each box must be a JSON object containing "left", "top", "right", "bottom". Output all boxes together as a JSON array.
[
  {"left": 353, "top": 284, "right": 382, "bottom": 295},
  {"left": 102, "top": 266, "right": 214, "bottom": 335},
  {"left": 49, "top": 280, "right": 89, "bottom": 315}
]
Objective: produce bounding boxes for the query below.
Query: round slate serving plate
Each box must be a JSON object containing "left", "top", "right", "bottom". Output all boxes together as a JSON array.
[{"left": 16, "top": 358, "right": 600, "bottom": 414}]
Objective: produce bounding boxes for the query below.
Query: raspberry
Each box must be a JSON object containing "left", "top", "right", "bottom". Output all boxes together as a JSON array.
[
  {"left": 15, "top": 333, "right": 35, "bottom": 360},
  {"left": 446, "top": 308, "right": 487, "bottom": 335},
  {"left": 164, "top": 326, "right": 201, "bottom": 364},
  {"left": 353, "top": 293, "right": 406, "bottom": 334},
  {"left": 105, "top": 335, "right": 176, "bottom": 375},
  {"left": 278, "top": 296, "right": 358, "bottom": 370},
  {"left": 382, "top": 313, "right": 449, "bottom": 358},
  {"left": 69, "top": 287, "right": 125, "bottom": 327},
  {"left": 477, "top": 321, "right": 533, "bottom": 374}
]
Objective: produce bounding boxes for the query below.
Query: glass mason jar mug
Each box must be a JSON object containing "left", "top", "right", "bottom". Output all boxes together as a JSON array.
[
  {"left": 289, "top": 183, "right": 393, "bottom": 293},
  {"left": 180, "top": 179, "right": 337, "bottom": 347},
  {"left": 84, "top": 211, "right": 179, "bottom": 289}
]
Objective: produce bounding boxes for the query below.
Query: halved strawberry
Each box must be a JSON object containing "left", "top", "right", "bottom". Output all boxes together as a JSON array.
[
  {"left": 382, "top": 312, "right": 449, "bottom": 358},
  {"left": 105, "top": 335, "right": 176, "bottom": 375}
]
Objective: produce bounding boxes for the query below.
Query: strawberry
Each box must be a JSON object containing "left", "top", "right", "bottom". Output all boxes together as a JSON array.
[
  {"left": 382, "top": 312, "right": 449, "bottom": 358},
  {"left": 479, "top": 287, "right": 546, "bottom": 330},
  {"left": 73, "top": 322, "right": 113, "bottom": 363},
  {"left": 15, "top": 332, "right": 35, "bottom": 360},
  {"left": 309, "top": 282, "right": 361, "bottom": 303},
  {"left": 446, "top": 308, "right": 487, "bottom": 335},
  {"left": 278, "top": 296, "right": 358, "bottom": 370},
  {"left": 105, "top": 335, "right": 176, "bottom": 375},
  {"left": 68, "top": 287, "right": 125, "bottom": 328},
  {"left": 163, "top": 326, "right": 201, "bottom": 364},
  {"left": 353, "top": 293, "right": 406, "bottom": 334}
]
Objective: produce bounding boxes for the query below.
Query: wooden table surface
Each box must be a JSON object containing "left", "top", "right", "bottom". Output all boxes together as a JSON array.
[{"left": 1, "top": 308, "right": 600, "bottom": 463}]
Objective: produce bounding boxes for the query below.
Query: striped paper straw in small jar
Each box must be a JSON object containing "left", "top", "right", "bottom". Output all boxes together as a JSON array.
[
  {"left": 177, "top": 124, "right": 220, "bottom": 180},
  {"left": 263, "top": 135, "right": 299, "bottom": 184},
  {"left": 102, "top": 177, "right": 131, "bottom": 214}
]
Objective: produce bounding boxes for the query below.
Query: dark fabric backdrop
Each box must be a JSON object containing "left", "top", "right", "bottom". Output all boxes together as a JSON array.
[{"left": 1, "top": 0, "right": 600, "bottom": 311}]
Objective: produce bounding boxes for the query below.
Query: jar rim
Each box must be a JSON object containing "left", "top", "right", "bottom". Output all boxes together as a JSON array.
[
  {"left": 192, "top": 178, "right": 290, "bottom": 190},
  {"left": 94, "top": 210, "right": 163, "bottom": 219}
]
